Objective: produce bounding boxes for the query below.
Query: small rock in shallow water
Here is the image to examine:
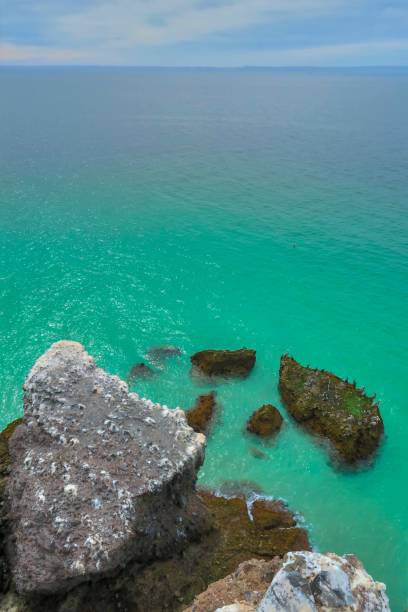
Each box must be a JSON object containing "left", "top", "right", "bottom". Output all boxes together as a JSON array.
[
  {"left": 186, "top": 392, "right": 217, "bottom": 435},
  {"left": 247, "top": 405, "right": 283, "bottom": 438},
  {"left": 191, "top": 348, "right": 256, "bottom": 378},
  {"left": 127, "top": 362, "right": 155, "bottom": 383}
]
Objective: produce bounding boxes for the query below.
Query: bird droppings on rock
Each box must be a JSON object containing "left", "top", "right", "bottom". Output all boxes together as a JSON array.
[{"left": 6, "top": 341, "right": 207, "bottom": 596}]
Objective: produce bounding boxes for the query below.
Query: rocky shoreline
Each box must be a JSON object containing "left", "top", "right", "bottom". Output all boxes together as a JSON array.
[{"left": 0, "top": 342, "right": 389, "bottom": 611}]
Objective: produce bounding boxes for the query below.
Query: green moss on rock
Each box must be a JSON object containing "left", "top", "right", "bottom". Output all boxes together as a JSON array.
[{"left": 279, "top": 355, "right": 384, "bottom": 465}]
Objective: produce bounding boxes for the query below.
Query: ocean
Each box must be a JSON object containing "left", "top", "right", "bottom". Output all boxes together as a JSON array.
[{"left": 1, "top": 67, "right": 407, "bottom": 609}]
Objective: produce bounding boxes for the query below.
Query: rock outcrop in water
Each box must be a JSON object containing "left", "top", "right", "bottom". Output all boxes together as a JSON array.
[
  {"left": 191, "top": 349, "right": 256, "bottom": 378},
  {"left": 279, "top": 355, "right": 384, "bottom": 464},
  {"left": 246, "top": 405, "right": 283, "bottom": 438},
  {"left": 5, "top": 341, "right": 207, "bottom": 595},
  {"left": 186, "top": 392, "right": 217, "bottom": 435}
]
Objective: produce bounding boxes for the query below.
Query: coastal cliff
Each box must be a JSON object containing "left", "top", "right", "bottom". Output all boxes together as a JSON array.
[{"left": 0, "top": 342, "right": 390, "bottom": 611}]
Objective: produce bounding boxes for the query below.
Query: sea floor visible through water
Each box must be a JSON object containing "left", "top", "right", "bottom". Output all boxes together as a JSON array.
[{"left": 1, "top": 67, "right": 407, "bottom": 610}]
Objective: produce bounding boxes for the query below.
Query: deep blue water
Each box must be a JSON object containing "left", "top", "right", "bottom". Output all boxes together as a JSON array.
[{"left": 1, "top": 67, "right": 407, "bottom": 609}]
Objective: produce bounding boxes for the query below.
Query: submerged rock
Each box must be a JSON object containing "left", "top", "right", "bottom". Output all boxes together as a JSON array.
[
  {"left": 279, "top": 355, "right": 384, "bottom": 464},
  {"left": 191, "top": 349, "right": 256, "bottom": 378},
  {"left": 250, "top": 447, "right": 268, "bottom": 460},
  {"left": 246, "top": 405, "right": 283, "bottom": 438},
  {"left": 6, "top": 341, "right": 207, "bottom": 595},
  {"left": 257, "top": 551, "right": 390, "bottom": 612},
  {"left": 146, "top": 345, "right": 183, "bottom": 366},
  {"left": 217, "top": 480, "right": 265, "bottom": 498},
  {"left": 127, "top": 362, "right": 155, "bottom": 383},
  {"left": 186, "top": 392, "right": 217, "bottom": 435}
]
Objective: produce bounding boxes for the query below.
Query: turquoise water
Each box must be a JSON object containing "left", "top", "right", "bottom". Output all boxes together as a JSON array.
[{"left": 1, "top": 68, "right": 407, "bottom": 609}]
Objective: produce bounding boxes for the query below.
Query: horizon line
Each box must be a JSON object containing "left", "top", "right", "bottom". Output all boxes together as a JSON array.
[{"left": 1, "top": 64, "right": 408, "bottom": 70}]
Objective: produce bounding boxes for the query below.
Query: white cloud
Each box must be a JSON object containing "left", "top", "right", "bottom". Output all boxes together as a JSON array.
[
  {"left": 56, "top": 0, "right": 341, "bottom": 47},
  {"left": 237, "top": 39, "right": 408, "bottom": 66},
  {"left": 0, "top": 42, "right": 97, "bottom": 64}
]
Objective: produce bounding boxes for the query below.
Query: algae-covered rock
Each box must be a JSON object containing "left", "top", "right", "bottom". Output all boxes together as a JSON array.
[
  {"left": 191, "top": 349, "right": 256, "bottom": 378},
  {"left": 186, "top": 392, "right": 217, "bottom": 435},
  {"left": 246, "top": 405, "right": 283, "bottom": 438},
  {"left": 279, "top": 355, "right": 384, "bottom": 464},
  {"left": 257, "top": 551, "right": 390, "bottom": 612},
  {"left": 251, "top": 500, "right": 296, "bottom": 530}
]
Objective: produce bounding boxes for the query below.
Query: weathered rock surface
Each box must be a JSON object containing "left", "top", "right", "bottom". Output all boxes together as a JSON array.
[
  {"left": 246, "top": 406, "right": 283, "bottom": 438},
  {"left": 6, "top": 341, "right": 207, "bottom": 595},
  {"left": 127, "top": 362, "right": 156, "bottom": 383},
  {"left": 183, "top": 558, "right": 281, "bottom": 612},
  {"left": 0, "top": 419, "right": 22, "bottom": 595},
  {"left": 257, "top": 551, "right": 390, "bottom": 612},
  {"left": 197, "top": 491, "right": 310, "bottom": 571},
  {"left": 191, "top": 349, "right": 256, "bottom": 378},
  {"left": 251, "top": 500, "right": 296, "bottom": 530},
  {"left": 186, "top": 392, "right": 217, "bottom": 435},
  {"left": 146, "top": 345, "right": 183, "bottom": 366},
  {"left": 279, "top": 355, "right": 384, "bottom": 464}
]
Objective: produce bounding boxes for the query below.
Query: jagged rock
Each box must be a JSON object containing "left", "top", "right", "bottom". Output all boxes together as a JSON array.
[
  {"left": 191, "top": 349, "right": 256, "bottom": 378},
  {"left": 127, "top": 362, "right": 155, "bottom": 383},
  {"left": 183, "top": 558, "right": 281, "bottom": 612},
  {"left": 279, "top": 355, "right": 384, "bottom": 464},
  {"left": 186, "top": 392, "right": 217, "bottom": 435},
  {"left": 146, "top": 345, "right": 182, "bottom": 366},
  {"left": 5, "top": 341, "right": 207, "bottom": 596},
  {"left": 246, "top": 406, "right": 283, "bottom": 438},
  {"left": 257, "top": 551, "right": 390, "bottom": 611}
]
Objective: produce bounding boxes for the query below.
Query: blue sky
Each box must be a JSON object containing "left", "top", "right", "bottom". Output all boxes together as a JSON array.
[{"left": 1, "top": 0, "right": 407, "bottom": 66}]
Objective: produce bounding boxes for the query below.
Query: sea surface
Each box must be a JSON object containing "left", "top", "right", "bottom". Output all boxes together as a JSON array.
[{"left": 1, "top": 67, "right": 407, "bottom": 610}]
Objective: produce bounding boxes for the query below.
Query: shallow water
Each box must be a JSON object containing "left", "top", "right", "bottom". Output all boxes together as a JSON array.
[{"left": 1, "top": 67, "right": 407, "bottom": 610}]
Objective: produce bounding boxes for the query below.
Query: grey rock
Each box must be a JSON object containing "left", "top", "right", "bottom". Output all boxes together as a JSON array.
[
  {"left": 6, "top": 341, "right": 206, "bottom": 596},
  {"left": 257, "top": 551, "right": 390, "bottom": 612}
]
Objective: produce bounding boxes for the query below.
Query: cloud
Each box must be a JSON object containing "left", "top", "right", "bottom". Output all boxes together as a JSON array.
[
  {"left": 239, "top": 39, "right": 408, "bottom": 66},
  {"left": 1, "top": 0, "right": 408, "bottom": 65},
  {"left": 56, "top": 0, "right": 341, "bottom": 47},
  {"left": 0, "top": 42, "right": 96, "bottom": 64}
]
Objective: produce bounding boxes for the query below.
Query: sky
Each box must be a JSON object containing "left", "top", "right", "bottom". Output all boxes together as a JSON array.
[{"left": 0, "top": 0, "right": 407, "bottom": 67}]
